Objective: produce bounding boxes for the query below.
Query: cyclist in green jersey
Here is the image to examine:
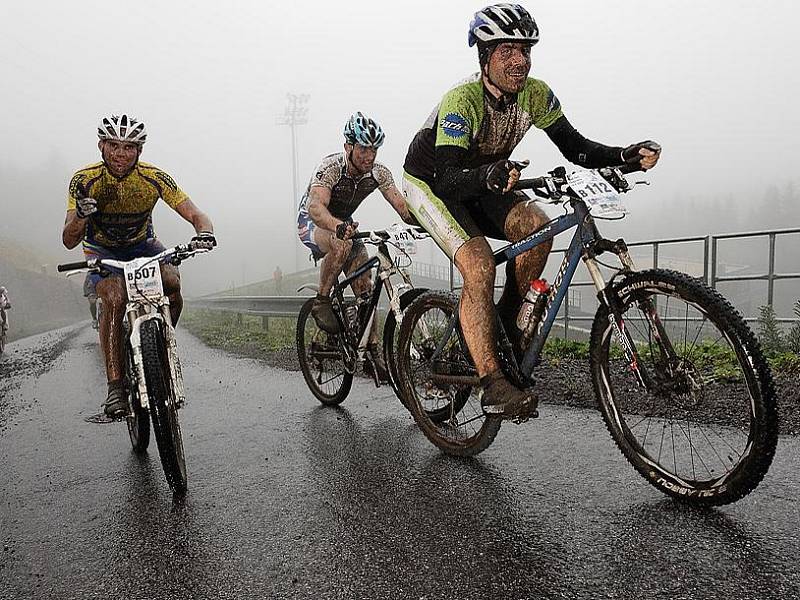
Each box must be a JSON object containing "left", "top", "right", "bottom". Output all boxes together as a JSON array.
[
  {"left": 402, "top": 4, "right": 660, "bottom": 417},
  {"left": 62, "top": 114, "right": 217, "bottom": 417}
]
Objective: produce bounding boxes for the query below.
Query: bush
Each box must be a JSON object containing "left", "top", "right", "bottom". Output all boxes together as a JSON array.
[
  {"left": 786, "top": 300, "right": 800, "bottom": 354},
  {"left": 756, "top": 304, "right": 784, "bottom": 356}
]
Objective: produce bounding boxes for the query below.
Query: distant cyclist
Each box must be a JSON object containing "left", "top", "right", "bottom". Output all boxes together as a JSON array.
[
  {"left": 402, "top": 4, "right": 660, "bottom": 417},
  {"left": 297, "top": 112, "right": 415, "bottom": 381},
  {"left": 62, "top": 114, "right": 217, "bottom": 418}
]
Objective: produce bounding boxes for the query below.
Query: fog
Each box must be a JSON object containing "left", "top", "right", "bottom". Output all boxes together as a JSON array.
[{"left": 1, "top": 0, "right": 799, "bottom": 296}]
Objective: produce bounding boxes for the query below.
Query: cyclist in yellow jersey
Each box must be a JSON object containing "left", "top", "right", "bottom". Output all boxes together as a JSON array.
[{"left": 62, "top": 114, "right": 216, "bottom": 417}]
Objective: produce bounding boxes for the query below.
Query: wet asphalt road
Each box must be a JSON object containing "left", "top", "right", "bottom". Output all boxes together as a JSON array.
[{"left": 1, "top": 325, "right": 799, "bottom": 600}]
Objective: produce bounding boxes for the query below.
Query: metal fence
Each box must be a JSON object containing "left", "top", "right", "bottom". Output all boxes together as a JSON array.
[{"left": 188, "top": 227, "right": 800, "bottom": 337}]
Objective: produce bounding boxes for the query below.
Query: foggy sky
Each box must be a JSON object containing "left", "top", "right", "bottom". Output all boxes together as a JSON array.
[{"left": 1, "top": 0, "right": 798, "bottom": 295}]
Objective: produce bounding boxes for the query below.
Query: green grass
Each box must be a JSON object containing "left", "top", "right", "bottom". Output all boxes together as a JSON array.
[
  {"left": 180, "top": 309, "right": 296, "bottom": 355},
  {"left": 183, "top": 308, "right": 797, "bottom": 379}
]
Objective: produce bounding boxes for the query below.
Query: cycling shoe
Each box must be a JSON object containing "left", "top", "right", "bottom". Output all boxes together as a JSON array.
[
  {"left": 311, "top": 294, "right": 340, "bottom": 334},
  {"left": 480, "top": 371, "right": 539, "bottom": 421},
  {"left": 102, "top": 385, "right": 128, "bottom": 419}
]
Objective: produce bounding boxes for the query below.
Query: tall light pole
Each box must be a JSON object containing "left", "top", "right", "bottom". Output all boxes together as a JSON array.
[{"left": 276, "top": 93, "right": 309, "bottom": 272}]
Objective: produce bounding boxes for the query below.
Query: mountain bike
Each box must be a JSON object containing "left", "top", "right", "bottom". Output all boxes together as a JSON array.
[
  {"left": 396, "top": 163, "right": 778, "bottom": 506},
  {"left": 58, "top": 242, "right": 209, "bottom": 493},
  {"left": 297, "top": 224, "right": 436, "bottom": 408}
]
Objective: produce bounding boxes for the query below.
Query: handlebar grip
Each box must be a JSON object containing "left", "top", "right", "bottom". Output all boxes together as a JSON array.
[
  {"left": 515, "top": 177, "right": 546, "bottom": 190},
  {"left": 57, "top": 261, "right": 89, "bottom": 272}
]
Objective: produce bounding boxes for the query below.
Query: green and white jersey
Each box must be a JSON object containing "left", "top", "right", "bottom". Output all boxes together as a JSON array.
[{"left": 403, "top": 73, "right": 563, "bottom": 182}]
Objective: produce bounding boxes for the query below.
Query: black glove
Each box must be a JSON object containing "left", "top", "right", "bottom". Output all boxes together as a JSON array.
[
  {"left": 484, "top": 159, "right": 529, "bottom": 194},
  {"left": 75, "top": 196, "right": 98, "bottom": 219},
  {"left": 190, "top": 231, "right": 217, "bottom": 250},
  {"left": 621, "top": 140, "right": 662, "bottom": 164}
]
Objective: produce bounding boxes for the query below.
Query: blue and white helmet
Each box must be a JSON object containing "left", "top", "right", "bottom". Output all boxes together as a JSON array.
[
  {"left": 468, "top": 4, "right": 539, "bottom": 48},
  {"left": 343, "top": 112, "right": 385, "bottom": 148},
  {"left": 97, "top": 114, "right": 147, "bottom": 145}
]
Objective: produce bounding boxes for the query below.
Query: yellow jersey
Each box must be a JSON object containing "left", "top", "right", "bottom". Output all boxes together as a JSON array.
[{"left": 67, "top": 161, "right": 188, "bottom": 248}]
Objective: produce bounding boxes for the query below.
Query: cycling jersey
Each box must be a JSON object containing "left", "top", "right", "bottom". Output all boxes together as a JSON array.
[
  {"left": 67, "top": 161, "right": 189, "bottom": 249},
  {"left": 402, "top": 73, "right": 626, "bottom": 257},
  {"left": 298, "top": 152, "right": 394, "bottom": 221},
  {"left": 297, "top": 152, "right": 389, "bottom": 260},
  {"left": 404, "top": 73, "right": 563, "bottom": 184}
]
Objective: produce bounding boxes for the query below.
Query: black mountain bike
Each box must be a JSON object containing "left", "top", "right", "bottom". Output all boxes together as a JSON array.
[
  {"left": 396, "top": 163, "right": 778, "bottom": 506},
  {"left": 296, "top": 225, "right": 433, "bottom": 407}
]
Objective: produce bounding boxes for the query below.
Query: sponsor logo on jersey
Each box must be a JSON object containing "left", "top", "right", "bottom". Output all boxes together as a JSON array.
[
  {"left": 440, "top": 112, "right": 470, "bottom": 139},
  {"left": 154, "top": 170, "right": 178, "bottom": 192}
]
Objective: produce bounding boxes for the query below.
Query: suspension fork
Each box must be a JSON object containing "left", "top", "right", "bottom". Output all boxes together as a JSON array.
[
  {"left": 613, "top": 242, "right": 681, "bottom": 372},
  {"left": 585, "top": 254, "right": 649, "bottom": 388}
]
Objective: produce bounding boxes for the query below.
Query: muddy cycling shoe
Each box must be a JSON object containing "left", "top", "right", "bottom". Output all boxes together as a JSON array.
[
  {"left": 102, "top": 385, "right": 127, "bottom": 419},
  {"left": 363, "top": 344, "right": 390, "bottom": 385},
  {"left": 480, "top": 371, "right": 539, "bottom": 421},
  {"left": 311, "top": 294, "right": 340, "bottom": 334}
]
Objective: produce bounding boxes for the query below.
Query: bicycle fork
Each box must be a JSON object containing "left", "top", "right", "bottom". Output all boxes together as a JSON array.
[{"left": 585, "top": 251, "right": 650, "bottom": 388}]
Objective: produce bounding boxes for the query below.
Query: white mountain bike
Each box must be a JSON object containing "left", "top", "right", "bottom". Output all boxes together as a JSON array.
[{"left": 58, "top": 243, "right": 208, "bottom": 493}]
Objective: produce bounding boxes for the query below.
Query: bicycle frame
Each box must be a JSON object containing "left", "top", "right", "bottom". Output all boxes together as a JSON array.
[
  {"left": 330, "top": 241, "right": 411, "bottom": 354},
  {"left": 478, "top": 198, "right": 634, "bottom": 378}
]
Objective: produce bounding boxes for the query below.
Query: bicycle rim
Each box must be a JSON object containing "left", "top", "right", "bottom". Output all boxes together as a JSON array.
[
  {"left": 591, "top": 269, "right": 777, "bottom": 505},
  {"left": 296, "top": 299, "right": 352, "bottom": 405},
  {"left": 399, "top": 292, "right": 501, "bottom": 456}
]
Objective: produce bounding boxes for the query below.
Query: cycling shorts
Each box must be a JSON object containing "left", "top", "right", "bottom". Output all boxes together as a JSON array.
[
  {"left": 402, "top": 171, "right": 526, "bottom": 259},
  {"left": 83, "top": 238, "right": 168, "bottom": 289}
]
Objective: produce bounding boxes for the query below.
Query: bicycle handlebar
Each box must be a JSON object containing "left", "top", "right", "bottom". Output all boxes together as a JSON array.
[
  {"left": 57, "top": 261, "right": 89, "bottom": 273},
  {"left": 57, "top": 243, "right": 204, "bottom": 274}
]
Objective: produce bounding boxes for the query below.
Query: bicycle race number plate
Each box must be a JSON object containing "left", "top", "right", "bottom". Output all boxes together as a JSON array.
[
  {"left": 390, "top": 226, "right": 417, "bottom": 255},
  {"left": 124, "top": 257, "right": 163, "bottom": 300},
  {"left": 567, "top": 170, "right": 628, "bottom": 217}
]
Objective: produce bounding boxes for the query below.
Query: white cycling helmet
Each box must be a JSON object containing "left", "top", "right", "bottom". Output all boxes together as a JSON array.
[
  {"left": 97, "top": 114, "right": 147, "bottom": 145},
  {"left": 468, "top": 4, "right": 539, "bottom": 48}
]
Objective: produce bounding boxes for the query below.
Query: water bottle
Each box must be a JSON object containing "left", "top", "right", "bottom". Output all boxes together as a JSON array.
[{"left": 516, "top": 278, "right": 550, "bottom": 343}]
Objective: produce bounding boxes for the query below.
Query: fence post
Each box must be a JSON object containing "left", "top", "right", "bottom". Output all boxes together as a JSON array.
[
  {"left": 449, "top": 259, "right": 454, "bottom": 291},
  {"left": 653, "top": 242, "right": 659, "bottom": 269},
  {"left": 703, "top": 236, "right": 710, "bottom": 284},
  {"left": 768, "top": 232, "right": 776, "bottom": 306},
  {"left": 710, "top": 236, "right": 718, "bottom": 289},
  {"left": 262, "top": 315, "right": 270, "bottom": 331}
]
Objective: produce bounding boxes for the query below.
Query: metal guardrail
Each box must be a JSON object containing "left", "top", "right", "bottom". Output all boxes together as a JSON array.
[
  {"left": 191, "top": 228, "right": 799, "bottom": 337},
  {"left": 186, "top": 295, "right": 309, "bottom": 317}
]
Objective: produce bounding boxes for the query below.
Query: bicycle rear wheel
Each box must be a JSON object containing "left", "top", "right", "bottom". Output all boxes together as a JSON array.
[
  {"left": 297, "top": 298, "right": 353, "bottom": 405},
  {"left": 397, "top": 291, "right": 501, "bottom": 456},
  {"left": 140, "top": 318, "right": 187, "bottom": 494},
  {"left": 590, "top": 269, "right": 778, "bottom": 506}
]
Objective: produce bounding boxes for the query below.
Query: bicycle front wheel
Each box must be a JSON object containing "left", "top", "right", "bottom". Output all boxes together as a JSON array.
[
  {"left": 383, "top": 287, "right": 429, "bottom": 408},
  {"left": 140, "top": 318, "right": 187, "bottom": 494},
  {"left": 397, "top": 291, "right": 501, "bottom": 456},
  {"left": 590, "top": 269, "right": 778, "bottom": 506},
  {"left": 297, "top": 298, "right": 352, "bottom": 405}
]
